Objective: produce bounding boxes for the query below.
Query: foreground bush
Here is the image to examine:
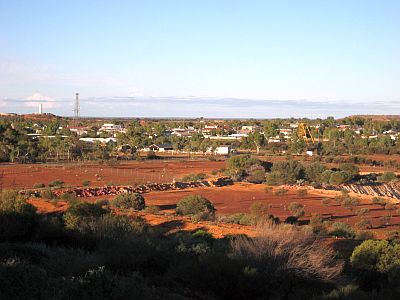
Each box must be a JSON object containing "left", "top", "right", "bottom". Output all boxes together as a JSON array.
[
  {"left": 63, "top": 202, "right": 109, "bottom": 230},
  {"left": 112, "top": 193, "right": 145, "bottom": 210},
  {"left": 0, "top": 190, "right": 37, "bottom": 240},
  {"left": 176, "top": 195, "right": 216, "bottom": 216}
]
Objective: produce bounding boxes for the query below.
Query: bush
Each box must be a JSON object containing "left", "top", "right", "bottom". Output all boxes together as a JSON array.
[
  {"left": 350, "top": 240, "right": 400, "bottom": 289},
  {"left": 63, "top": 202, "right": 110, "bottom": 230},
  {"left": 339, "top": 163, "right": 359, "bottom": 176},
  {"left": 378, "top": 171, "right": 397, "bottom": 183},
  {"left": 33, "top": 183, "right": 45, "bottom": 188},
  {"left": 48, "top": 180, "right": 65, "bottom": 188},
  {"left": 176, "top": 195, "right": 215, "bottom": 216},
  {"left": 221, "top": 213, "right": 258, "bottom": 226},
  {"left": 82, "top": 180, "right": 91, "bottom": 186},
  {"left": 247, "top": 169, "right": 266, "bottom": 184},
  {"left": 288, "top": 202, "right": 305, "bottom": 218},
  {"left": 249, "top": 201, "right": 266, "bottom": 217},
  {"left": 181, "top": 173, "right": 207, "bottom": 182},
  {"left": 274, "top": 188, "right": 288, "bottom": 196},
  {"left": 329, "top": 171, "right": 352, "bottom": 185},
  {"left": 41, "top": 188, "right": 54, "bottom": 200},
  {"left": 355, "top": 218, "right": 372, "bottom": 230},
  {"left": 309, "top": 214, "right": 328, "bottom": 235},
  {"left": 296, "top": 189, "right": 308, "bottom": 197},
  {"left": 372, "top": 197, "right": 387, "bottom": 206},
  {"left": 356, "top": 208, "right": 370, "bottom": 217},
  {"left": 112, "top": 193, "right": 145, "bottom": 210},
  {"left": 60, "top": 192, "right": 79, "bottom": 203},
  {"left": 144, "top": 205, "right": 160, "bottom": 214},
  {"left": 329, "top": 222, "right": 355, "bottom": 238},
  {"left": 0, "top": 190, "right": 37, "bottom": 240},
  {"left": 355, "top": 230, "right": 375, "bottom": 240}
]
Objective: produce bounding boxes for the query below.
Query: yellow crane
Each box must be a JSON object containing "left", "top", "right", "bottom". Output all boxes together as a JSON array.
[{"left": 298, "top": 122, "right": 315, "bottom": 144}]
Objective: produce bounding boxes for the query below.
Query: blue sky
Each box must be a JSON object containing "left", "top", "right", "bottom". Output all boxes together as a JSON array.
[{"left": 0, "top": 0, "right": 399, "bottom": 118}]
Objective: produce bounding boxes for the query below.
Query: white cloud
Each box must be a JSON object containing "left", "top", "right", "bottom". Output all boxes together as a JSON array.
[{"left": 25, "top": 92, "right": 55, "bottom": 108}]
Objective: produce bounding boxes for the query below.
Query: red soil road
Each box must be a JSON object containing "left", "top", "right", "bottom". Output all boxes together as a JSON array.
[{"left": 0, "top": 160, "right": 225, "bottom": 189}]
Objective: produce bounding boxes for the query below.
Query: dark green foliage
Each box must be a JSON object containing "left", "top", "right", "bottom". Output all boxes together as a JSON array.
[
  {"left": 265, "top": 160, "right": 305, "bottom": 185},
  {"left": 350, "top": 240, "right": 400, "bottom": 293},
  {"left": 304, "top": 162, "right": 327, "bottom": 184},
  {"left": 339, "top": 163, "right": 360, "bottom": 176},
  {"left": 63, "top": 202, "right": 110, "bottom": 230},
  {"left": 176, "top": 195, "right": 216, "bottom": 216},
  {"left": 112, "top": 193, "right": 145, "bottom": 210},
  {"left": 246, "top": 169, "right": 266, "bottom": 184},
  {"left": 0, "top": 190, "right": 37, "bottom": 241},
  {"left": 181, "top": 173, "right": 207, "bottom": 182}
]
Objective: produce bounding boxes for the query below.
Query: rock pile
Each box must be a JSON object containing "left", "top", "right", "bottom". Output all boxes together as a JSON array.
[
  {"left": 330, "top": 182, "right": 400, "bottom": 200},
  {"left": 49, "top": 177, "right": 233, "bottom": 198}
]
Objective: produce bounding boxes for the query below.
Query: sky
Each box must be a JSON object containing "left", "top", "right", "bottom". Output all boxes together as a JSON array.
[{"left": 0, "top": 0, "right": 399, "bottom": 118}]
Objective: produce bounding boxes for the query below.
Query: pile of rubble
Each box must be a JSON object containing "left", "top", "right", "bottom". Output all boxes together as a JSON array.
[
  {"left": 331, "top": 182, "right": 400, "bottom": 200},
  {"left": 49, "top": 177, "right": 233, "bottom": 198}
]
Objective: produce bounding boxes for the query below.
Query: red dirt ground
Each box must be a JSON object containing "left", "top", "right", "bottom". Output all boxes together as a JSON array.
[{"left": 0, "top": 160, "right": 225, "bottom": 189}]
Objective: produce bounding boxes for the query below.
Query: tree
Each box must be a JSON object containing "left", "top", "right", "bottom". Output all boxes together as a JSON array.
[
  {"left": 304, "top": 162, "right": 327, "bottom": 184},
  {"left": 265, "top": 160, "right": 305, "bottom": 185}
]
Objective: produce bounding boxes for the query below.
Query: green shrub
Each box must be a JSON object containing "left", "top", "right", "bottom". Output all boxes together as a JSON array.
[
  {"left": 63, "top": 202, "right": 109, "bottom": 230},
  {"left": 264, "top": 186, "right": 273, "bottom": 194},
  {"left": 41, "top": 188, "right": 54, "bottom": 200},
  {"left": 146, "top": 150, "right": 157, "bottom": 159},
  {"left": 288, "top": 202, "right": 305, "bottom": 218},
  {"left": 82, "top": 180, "right": 91, "bottom": 186},
  {"left": 249, "top": 201, "right": 266, "bottom": 217},
  {"left": 112, "top": 193, "right": 145, "bottom": 210},
  {"left": 60, "top": 193, "right": 78, "bottom": 203},
  {"left": 247, "top": 169, "right": 266, "bottom": 184},
  {"left": 329, "top": 171, "right": 352, "bottom": 185},
  {"left": 33, "top": 183, "right": 45, "bottom": 188},
  {"left": 274, "top": 188, "right": 288, "bottom": 196},
  {"left": 309, "top": 214, "right": 328, "bottom": 235},
  {"left": 355, "top": 218, "right": 372, "bottom": 230},
  {"left": 0, "top": 190, "right": 37, "bottom": 240},
  {"left": 339, "top": 163, "right": 359, "bottom": 176},
  {"left": 181, "top": 173, "right": 207, "bottom": 182},
  {"left": 329, "top": 222, "right": 355, "bottom": 238},
  {"left": 176, "top": 195, "right": 215, "bottom": 216},
  {"left": 144, "top": 205, "right": 160, "bottom": 214},
  {"left": 372, "top": 197, "right": 387, "bottom": 206},
  {"left": 355, "top": 230, "right": 375, "bottom": 240},
  {"left": 350, "top": 240, "right": 400, "bottom": 289},
  {"left": 378, "top": 171, "right": 397, "bottom": 183}
]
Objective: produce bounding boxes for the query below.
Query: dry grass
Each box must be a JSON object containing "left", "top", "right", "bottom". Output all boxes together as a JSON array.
[{"left": 230, "top": 221, "right": 343, "bottom": 282}]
